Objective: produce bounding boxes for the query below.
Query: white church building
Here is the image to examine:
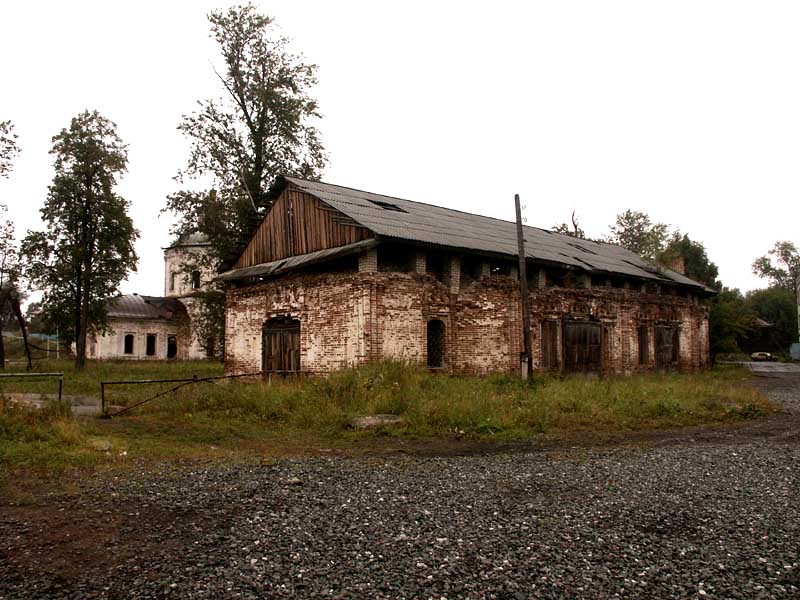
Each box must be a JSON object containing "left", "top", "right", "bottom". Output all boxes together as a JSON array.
[{"left": 86, "top": 234, "right": 216, "bottom": 360}]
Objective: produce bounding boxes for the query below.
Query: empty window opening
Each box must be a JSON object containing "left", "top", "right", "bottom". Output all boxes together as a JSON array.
[
  {"left": 169, "top": 272, "right": 176, "bottom": 291},
  {"left": 123, "top": 334, "right": 134, "bottom": 355},
  {"left": 427, "top": 319, "right": 446, "bottom": 368},
  {"left": 146, "top": 334, "right": 156, "bottom": 357},
  {"left": 540, "top": 321, "right": 559, "bottom": 369},
  {"left": 191, "top": 270, "right": 201, "bottom": 289},
  {"left": 263, "top": 317, "right": 301, "bottom": 376},
  {"left": 638, "top": 325, "right": 649, "bottom": 365},
  {"left": 205, "top": 337, "right": 215, "bottom": 359},
  {"left": 368, "top": 199, "right": 408, "bottom": 213},
  {"left": 426, "top": 252, "right": 447, "bottom": 282},
  {"left": 488, "top": 261, "right": 511, "bottom": 276},
  {"left": 167, "top": 335, "right": 177, "bottom": 359},
  {"left": 461, "top": 256, "right": 484, "bottom": 283},
  {"left": 378, "top": 244, "right": 415, "bottom": 273},
  {"left": 563, "top": 320, "right": 602, "bottom": 373}
]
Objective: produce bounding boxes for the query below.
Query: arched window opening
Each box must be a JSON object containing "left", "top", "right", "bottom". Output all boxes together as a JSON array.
[
  {"left": 123, "top": 334, "right": 134, "bottom": 355},
  {"left": 167, "top": 336, "right": 177, "bottom": 359},
  {"left": 427, "top": 319, "right": 446, "bottom": 369},
  {"left": 263, "top": 317, "right": 301, "bottom": 376},
  {"left": 146, "top": 334, "right": 157, "bottom": 357}
]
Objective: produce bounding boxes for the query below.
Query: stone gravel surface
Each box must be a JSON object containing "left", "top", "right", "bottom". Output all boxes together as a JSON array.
[{"left": 1, "top": 372, "right": 799, "bottom": 599}]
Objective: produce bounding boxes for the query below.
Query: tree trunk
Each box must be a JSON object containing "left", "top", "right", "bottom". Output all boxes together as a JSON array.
[{"left": 10, "top": 292, "right": 32, "bottom": 370}]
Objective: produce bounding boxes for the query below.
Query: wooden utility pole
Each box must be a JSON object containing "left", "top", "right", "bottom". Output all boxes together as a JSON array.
[{"left": 514, "top": 194, "right": 532, "bottom": 380}]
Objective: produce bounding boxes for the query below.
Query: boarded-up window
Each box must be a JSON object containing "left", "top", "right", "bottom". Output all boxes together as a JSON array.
[
  {"left": 263, "top": 318, "right": 300, "bottom": 375},
  {"left": 563, "top": 321, "right": 602, "bottom": 373},
  {"left": 655, "top": 324, "right": 680, "bottom": 368},
  {"left": 638, "top": 325, "right": 649, "bottom": 365},
  {"left": 124, "top": 334, "right": 134, "bottom": 355},
  {"left": 427, "top": 319, "right": 446, "bottom": 368},
  {"left": 540, "top": 321, "right": 559, "bottom": 369},
  {"left": 146, "top": 334, "right": 156, "bottom": 356}
]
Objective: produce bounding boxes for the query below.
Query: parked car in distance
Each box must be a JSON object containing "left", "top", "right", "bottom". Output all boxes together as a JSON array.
[{"left": 750, "top": 351, "right": 775, "bottom": 362}]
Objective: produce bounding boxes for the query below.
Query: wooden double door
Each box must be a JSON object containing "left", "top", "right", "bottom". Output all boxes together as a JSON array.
[{"left": 262, "top": 318, "right": 300, "bottom": 376}]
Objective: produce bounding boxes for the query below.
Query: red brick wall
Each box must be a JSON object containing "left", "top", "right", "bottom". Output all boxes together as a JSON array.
[{"left": 225, "top": 271, "right": 710, "bottom": 376}]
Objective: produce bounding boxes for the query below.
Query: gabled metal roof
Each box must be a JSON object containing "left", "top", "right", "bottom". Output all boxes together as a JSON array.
[
  {"left": 107, "top": 295, "right": 184, "bottom": 320},
  {"left": 279, "top": 177, "right": 712, "bottom": 291}
]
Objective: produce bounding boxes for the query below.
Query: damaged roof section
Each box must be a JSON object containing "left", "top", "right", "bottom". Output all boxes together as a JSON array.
[
  {"left": 216, "top": 239, "right": 377, "bottom": 283},
  {"left": 107, "top": 295, "right": 184, "bottom": 320},
  {"left": 221, "top": 175, "right": 713, "bottom": 291}
]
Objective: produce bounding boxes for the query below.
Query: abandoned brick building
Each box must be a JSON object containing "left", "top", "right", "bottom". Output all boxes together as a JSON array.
[
  {"left": 87, "top": 234, "right": 216, "bottom": 360},
  {"left": 219, "top": 176, "right": 714, "bottom": 376}
]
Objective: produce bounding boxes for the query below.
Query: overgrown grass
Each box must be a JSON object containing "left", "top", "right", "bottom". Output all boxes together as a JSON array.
[{"left": 0, "top": 360, "right": 773, "bottom": 474}]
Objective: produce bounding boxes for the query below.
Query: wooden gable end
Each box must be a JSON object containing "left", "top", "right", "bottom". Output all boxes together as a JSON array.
[{"left": 234, "top": 184, "right": 373, "bottom": 269}]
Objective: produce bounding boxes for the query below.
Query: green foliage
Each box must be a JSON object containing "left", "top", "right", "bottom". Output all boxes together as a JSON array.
[
  {"left": 0, "top": 361, "right": 771, "bottom": 471},
  {"left": 0, "top": 120, "right": 19, "bottom": 178},
  {"left": 190, "top": 289, "right": 226, "bottom": 359},
  {"left": 752, "top": 241, "right": 800, "bottom": 294},
  {"left": 745, "top": 286, "right": 797, "bottom": 349},
  {"left": 20, "top": 111, "right": 138, "bottom": 370},
  {"left": 607, "top": 210, "right": 669, "bottom": 263},
  {"left": 165, "top": 3, "right": 327, "bottom": 265},
  {"left": 661, "top": 232, "right": 721, "bottom": 289},
  {"left": 709, "top": 288, "right": 754, "bottom": 355}
]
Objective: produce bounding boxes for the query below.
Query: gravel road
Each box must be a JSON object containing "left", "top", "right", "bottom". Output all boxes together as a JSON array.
[{"left": 1, "top": 370, "right": 799, "bottom": 599}]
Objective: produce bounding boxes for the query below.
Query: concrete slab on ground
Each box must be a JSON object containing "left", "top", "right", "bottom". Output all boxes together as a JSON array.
[{"left": 2, "top": 393, "right": 103, "bottom": 416}]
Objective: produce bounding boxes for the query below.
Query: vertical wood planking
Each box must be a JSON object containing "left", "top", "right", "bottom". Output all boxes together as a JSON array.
[{"left": 234, "top": 185, "right": 372, "bottom": 269}]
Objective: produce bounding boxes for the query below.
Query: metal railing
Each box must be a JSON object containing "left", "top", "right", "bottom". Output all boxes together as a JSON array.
[
  {"left": 100, "top": 371, "right": 263, "bottom": 417},
  {"left": 0, "top": 372, "right": 64, "bottom": 402}
]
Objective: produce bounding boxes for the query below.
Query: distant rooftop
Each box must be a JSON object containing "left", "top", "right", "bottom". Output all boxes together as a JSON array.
[{"left": 107, "top": 295, "right": 183, "bottom": 320}]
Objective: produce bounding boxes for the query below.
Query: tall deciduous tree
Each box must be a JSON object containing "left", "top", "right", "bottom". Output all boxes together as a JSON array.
[
  {"left": 752, "top": 241, "right": 800, "bottom": 342},
  {"left": 165, "top": 3, "right": 326, "bottom": 359},
  {"left": 165, "top": 3, "right": 326, "bottom": 264},
  {"left": 752, "top": 241, "right": 800, "bottom": 293},
  {"left": 607, "top": 210, "right": 669, "bottom": 263},
  {"left": 21, "top": 111, "right": 138, "bottom": 370},
  {"left": 0, "top": 120, "right": 20, "bottom": 178}
]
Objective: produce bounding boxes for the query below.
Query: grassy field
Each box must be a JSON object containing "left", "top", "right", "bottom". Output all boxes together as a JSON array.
[{"left": 0, "top": 359, "right": 773, "bottom": 474}]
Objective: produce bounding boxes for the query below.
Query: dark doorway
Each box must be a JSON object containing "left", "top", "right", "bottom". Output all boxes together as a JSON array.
[
  {"left": 146, "top": 334, "right": 156, "bottom": 357},
  {"left": 563, "top": 320, "right": 602, "bottom": 373},
  {"left": 262, "top": 318, "right": 300, "bottom": 376},
  {"left": 655, "top": 324, "right": 680, "bottom": 369},
  {"left": 638, "top": 325, "right": 649, "bottom": 365},
  {"left": 167, "top": 336, "right": 177, "bottom": 359},
  {"left": 427, "top": 319, "right": 446, "bottom": 368}
]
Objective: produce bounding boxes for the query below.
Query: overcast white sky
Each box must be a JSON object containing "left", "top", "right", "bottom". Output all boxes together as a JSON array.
[{"left": 1, "top": 0, "right": 798, "bottom": 297}]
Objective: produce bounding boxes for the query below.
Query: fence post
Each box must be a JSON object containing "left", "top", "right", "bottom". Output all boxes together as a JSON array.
[{"left": 101, "top": 382, "right": 106, "bottom": 417}]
